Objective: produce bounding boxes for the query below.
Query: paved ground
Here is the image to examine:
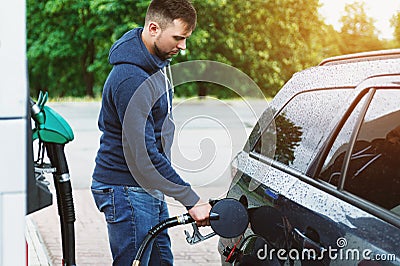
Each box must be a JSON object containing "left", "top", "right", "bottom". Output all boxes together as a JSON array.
[
  {"left": 25, "top": 99, "right": 267, "bottom": 265},
  {"left": 28, "top": 187, "right": 224, "bottom": 266}
]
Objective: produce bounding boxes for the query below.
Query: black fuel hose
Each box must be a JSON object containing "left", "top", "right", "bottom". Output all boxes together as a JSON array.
[
  {"left": 46, "top": 143, "right": 76, "bottom": 266},
  {"left": 132, "top": 213, "right": 194, "bottom": 266}
]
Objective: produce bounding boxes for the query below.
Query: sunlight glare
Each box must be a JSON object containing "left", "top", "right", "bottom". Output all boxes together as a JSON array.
[{"left": 319, "top": 0, "right": 400, "bottom": 39}]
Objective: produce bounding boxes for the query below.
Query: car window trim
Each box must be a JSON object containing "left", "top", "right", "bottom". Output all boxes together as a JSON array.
[
  {"left": 338, "top": 89, "right": 376, "bottom": 190},
  {"left": 249, "top": 150, "right": 400, "bottom": 228}
]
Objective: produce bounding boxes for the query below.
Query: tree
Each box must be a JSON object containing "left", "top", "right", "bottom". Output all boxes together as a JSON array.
[
  {"left": 338, "top": 2, "right": 384, "bottom": 54},
  {"left": 182, "top": 0, "right": 329, "bottom": 98},
  {"left": 28, "top": 1, "right": 97, "bottom": 97},
  {"left": 27, "top": 0, "right": 148, "bottom": 98},
  {"left": 391, "top": 11, "right": 400, "bottom": 46},
  {"left": 27, "top": 0, "right": 335, "bottom": 98}
]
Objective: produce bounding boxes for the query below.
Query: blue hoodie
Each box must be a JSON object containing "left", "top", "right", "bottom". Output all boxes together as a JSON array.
[{"left": 93, "top": 28, "right": 199, "bottom": 208}]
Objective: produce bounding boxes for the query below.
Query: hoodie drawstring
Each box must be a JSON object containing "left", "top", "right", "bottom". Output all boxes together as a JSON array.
[{"left": 163, "top": 66, "right": 174, "bottom": 114}]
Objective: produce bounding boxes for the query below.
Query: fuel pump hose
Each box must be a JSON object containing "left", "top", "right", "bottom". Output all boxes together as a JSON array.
[{"left": 132, "top": 213, "right": 194, "bottom": 266}]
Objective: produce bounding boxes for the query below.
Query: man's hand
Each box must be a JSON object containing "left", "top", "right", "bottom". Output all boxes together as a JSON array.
[{"left": 188, "top": 200, "right": 212, "bottom": 227}]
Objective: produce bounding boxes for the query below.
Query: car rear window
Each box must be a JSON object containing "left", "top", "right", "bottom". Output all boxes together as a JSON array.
[{"left": 254, "top": 89, "right": 352, "bottom": 174}]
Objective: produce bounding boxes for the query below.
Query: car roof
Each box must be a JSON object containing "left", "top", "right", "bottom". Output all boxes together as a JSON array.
[{"left": 270, "top": 49, "right": 400, "bottom": 111}]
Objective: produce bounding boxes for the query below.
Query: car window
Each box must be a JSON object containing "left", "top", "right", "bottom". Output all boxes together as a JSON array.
[
  {"left": 344, "top": 89, "right": 400, "bottom": 212},
  {"left": 254, "top": 89, "right": 352, "bottom": 174}
]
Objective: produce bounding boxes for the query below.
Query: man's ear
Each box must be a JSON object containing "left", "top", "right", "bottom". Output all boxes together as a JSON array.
[{"left": 148, "top": 21, "right": 160, "bottom": 37}]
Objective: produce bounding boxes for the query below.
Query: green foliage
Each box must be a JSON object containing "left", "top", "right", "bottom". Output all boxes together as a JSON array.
[
  {"left": 178, "top": 0, "right": 329, "bottom": 97},
  {"left": 27, "top": 0, "right": 393, "bottom": 99},
  {"left": 338, "top": 2, "right": 385, "bottom": 54},
  {"left": 27, "top": 0, "right": 148, "bottom": 98},
  {"left": 391, "top": 11, "right": 400, "bottom": 46}
]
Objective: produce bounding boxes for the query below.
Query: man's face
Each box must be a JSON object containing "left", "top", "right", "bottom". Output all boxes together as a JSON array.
[{"left": 153, "top": 19, "right": 192, "bottom": 61}]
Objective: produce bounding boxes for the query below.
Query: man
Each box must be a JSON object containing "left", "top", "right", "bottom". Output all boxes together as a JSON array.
[{"left": 91, "top": 0, "right": 211, "bottom": 265}]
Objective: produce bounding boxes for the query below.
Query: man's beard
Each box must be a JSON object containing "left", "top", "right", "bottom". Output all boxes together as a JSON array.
[{"left": 154, "top": 42, "right": 172, "bottom": 61}]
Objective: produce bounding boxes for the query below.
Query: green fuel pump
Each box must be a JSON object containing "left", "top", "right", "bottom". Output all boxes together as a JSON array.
[{"left": 30, "top": 91, "right": 76, "bottom": 266}]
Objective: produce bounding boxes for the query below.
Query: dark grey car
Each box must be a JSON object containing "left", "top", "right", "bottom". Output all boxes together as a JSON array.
[{"left": 219, "top": 49, "right": 400, "bottom": 265}]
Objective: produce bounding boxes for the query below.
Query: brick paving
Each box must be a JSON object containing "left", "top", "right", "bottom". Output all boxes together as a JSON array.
[{"left": 28, "top": 188, "right": 223, "bottom": 265}]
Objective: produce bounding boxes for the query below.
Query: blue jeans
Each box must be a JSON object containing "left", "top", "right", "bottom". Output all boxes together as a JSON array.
[{"left": 91, "top": 179, "right": 173, "bottom": 266}]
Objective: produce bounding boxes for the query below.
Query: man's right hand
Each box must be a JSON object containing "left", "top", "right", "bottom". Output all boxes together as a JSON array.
[{"left": 188, "top": 200, "right": 212, "bottom": 227}]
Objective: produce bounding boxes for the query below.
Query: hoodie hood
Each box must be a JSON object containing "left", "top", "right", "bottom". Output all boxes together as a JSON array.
[{"left": 108, "top": 28, "right": 169, "bottom": 74}]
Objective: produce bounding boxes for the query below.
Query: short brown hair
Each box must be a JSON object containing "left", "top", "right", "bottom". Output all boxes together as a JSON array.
[{"left": 145, "top": 0, "right": 197, "bottom": 31}]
